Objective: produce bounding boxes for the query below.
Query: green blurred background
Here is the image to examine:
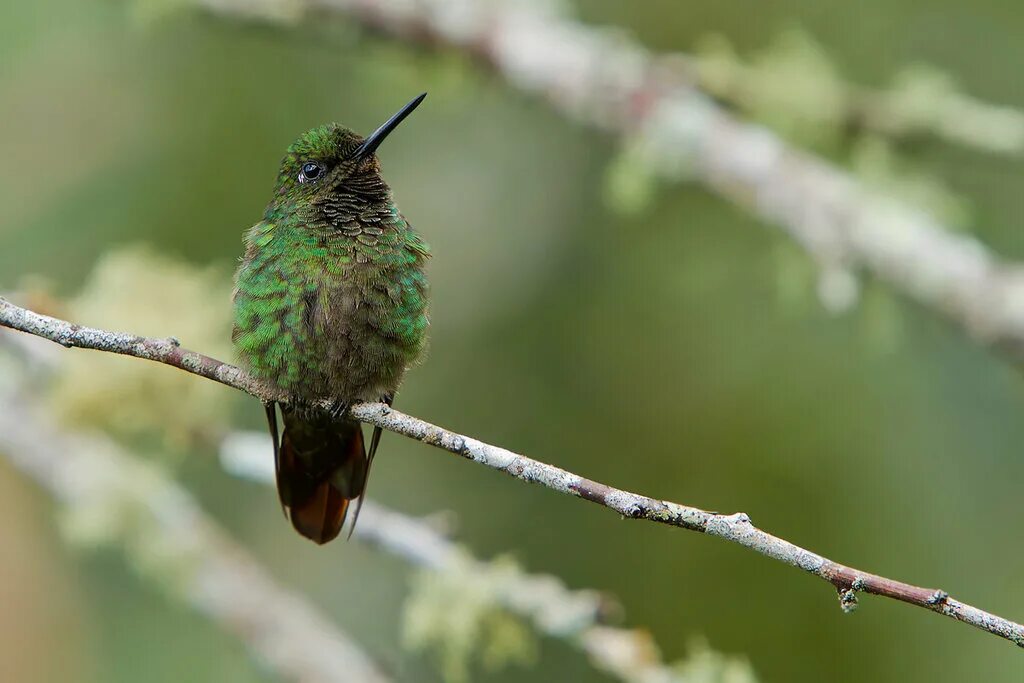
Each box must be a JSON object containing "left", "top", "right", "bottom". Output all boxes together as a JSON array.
[{"left": 2, "top": 0, "right": 1024, "bottom": 681}]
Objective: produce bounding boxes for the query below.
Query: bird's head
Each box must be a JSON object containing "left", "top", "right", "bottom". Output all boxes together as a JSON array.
[{"left": 265, "top": 93, "right": 426, "bottom": 219}]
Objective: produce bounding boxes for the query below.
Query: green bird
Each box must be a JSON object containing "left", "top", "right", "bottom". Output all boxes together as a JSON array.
[{"left": 232, "top": 94, "right": 430, "bottom": 544}]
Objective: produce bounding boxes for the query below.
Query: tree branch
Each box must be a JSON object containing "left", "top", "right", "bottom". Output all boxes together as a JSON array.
[{"left": 3, "top": 296, "right": 1022, "bottom": 649}]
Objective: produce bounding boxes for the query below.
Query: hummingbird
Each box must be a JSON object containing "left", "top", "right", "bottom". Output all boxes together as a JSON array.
[{"left": 232, "top": 94, "right": 430, "bottom": 544}]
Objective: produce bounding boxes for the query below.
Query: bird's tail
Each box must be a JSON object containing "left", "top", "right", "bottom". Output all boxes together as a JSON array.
[{"left": 272, "top": 405, "right": 368, "bottom": 544}]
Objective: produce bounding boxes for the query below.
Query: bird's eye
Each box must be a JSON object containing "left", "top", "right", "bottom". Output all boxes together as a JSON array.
[{"left": 298, "top": 161, "right": 324, "bottom": 183}]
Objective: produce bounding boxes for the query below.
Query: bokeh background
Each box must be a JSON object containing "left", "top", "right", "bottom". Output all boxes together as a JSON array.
[{"left": 2, "top": 0, "right": 1024, "bottom": 681}]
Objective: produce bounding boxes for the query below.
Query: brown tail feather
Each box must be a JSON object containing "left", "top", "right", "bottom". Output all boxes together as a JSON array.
[{"left": 276, "top": 407, "right": 367, "bottom": 545}]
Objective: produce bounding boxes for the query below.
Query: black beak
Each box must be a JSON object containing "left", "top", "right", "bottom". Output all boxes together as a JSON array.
[{"left": 354, "top": 92, "right": 427, "bottom": 160}]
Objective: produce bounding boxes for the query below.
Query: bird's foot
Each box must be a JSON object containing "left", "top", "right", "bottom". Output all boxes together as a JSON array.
[
  {"left": 327, "top": 399, "right": 350, "bottom": 420},
  {"left": 286, "top": 397, "right": 318, "bottom": 421}
]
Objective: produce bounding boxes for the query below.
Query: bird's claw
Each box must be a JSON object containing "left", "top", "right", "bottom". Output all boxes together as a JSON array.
[{"left": 328, "top": 399, "right": 350, "bottom": 420}]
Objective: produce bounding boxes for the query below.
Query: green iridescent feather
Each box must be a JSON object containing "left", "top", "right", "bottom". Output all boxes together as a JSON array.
[{"left": 232, "top": 123, "right": 430, "bottom": 401}]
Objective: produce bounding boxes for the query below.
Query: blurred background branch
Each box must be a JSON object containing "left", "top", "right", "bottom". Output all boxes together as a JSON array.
[
  {"left": 0, "top": 370, "right": 392, "bottom": 683},
  {"left": 189, "top": 0, "right": 1024, "bottom": 358},
  {"left": 687, "top": 28, "right": 1024, "bottom": 157},
  {"left": 3, "top": 296, "right": 1022, "bottom": 650},
  {"left": 222, "top": 432, "right": 758, "bottom": 683}
]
